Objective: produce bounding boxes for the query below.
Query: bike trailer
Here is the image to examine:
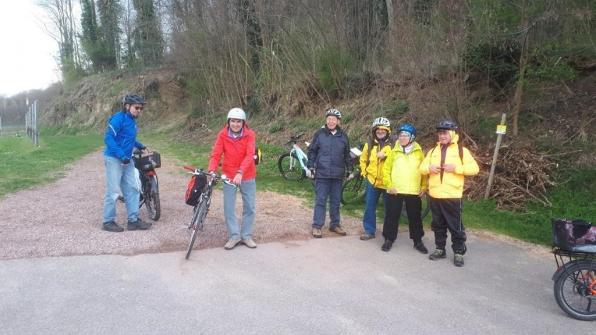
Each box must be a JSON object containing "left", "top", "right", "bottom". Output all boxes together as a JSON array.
[
  {"left": 552, "top": 218, "right": 596, "bottom": 253},
  {"left": 185, "top": 173, "right": 207, "bottom": 206},
  {"left": 134, "top": 152, "right": 161, "bottom": 171}
]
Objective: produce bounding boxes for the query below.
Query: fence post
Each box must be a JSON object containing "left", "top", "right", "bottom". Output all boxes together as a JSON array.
[
  {"left": 33, "top": 100, "right": 39, "bottom": 146},
  {"left": 484, "top": 113, "right": 507, "bottom": 199}
]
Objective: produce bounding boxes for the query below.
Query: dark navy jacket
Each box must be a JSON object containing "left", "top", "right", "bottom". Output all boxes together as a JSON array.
[
  {"left": 307, "top": 126, "right": 352, "bottom": 179},
  {"left": 103, "top": 111, "right": 144, "bottom": 161}
]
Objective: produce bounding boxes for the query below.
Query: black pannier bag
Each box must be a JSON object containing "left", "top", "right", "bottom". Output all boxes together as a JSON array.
[
  {"left": 552, "top": 219, "right": 596, "bottom": 253},
  {"left": 185, "top": 174, "right": 207, "bottom": 206},
  {"left": 134, "top": 152, "right": 161, "bottom": 171}
]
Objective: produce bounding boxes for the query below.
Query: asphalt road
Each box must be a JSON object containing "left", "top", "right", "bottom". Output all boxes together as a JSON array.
[{"left": 0, "top": 234, "right": 592, "bottom": 334}]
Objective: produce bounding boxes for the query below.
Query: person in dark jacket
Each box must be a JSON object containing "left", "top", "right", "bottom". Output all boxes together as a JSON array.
[
  {"left": 102, "top": 94, "right": 151, "bottom": 232},
  {"left": 307, "top": 108, "right": 353, "bottom": 238}
]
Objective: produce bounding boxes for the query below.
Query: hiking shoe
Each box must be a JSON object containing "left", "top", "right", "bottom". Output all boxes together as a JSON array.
[
  {"left": 127, "top": 218, "right": 151, "bottom": 230},
  {"left": 312, "top": 228, "right": 322, "bottom": 238},
  {"left": 102, "top": 221, "right": 124, "bottom": 232},
  {"left": 414, "top": 241, "right": 429, "bottom": 254},
  {"left": 360, "top": 233, "right": 375, "bottom": 241},
  {"left": 381, "top": 239, "right": 393, "bottom": 252},
  {"left": 224, "top": 238, "right": 241, "bottom": 250},
  {"left": 454, "top": 253, "right": 464, "bottom": 267},
  {"left": 242, "top": 238, "right": 257, "bottom": 249},
  {"left": 329, "top": 225, "right": 347, "bottom": 236},
  {"left": 429, "top": 249, "right": 447, "bottom": 260}
]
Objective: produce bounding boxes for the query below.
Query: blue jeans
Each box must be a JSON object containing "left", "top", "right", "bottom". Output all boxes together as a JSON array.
[
  {"left": 362, "top": 179, "right": 388, "bottom": 236},
  {"left": 103, "top": 155, "right": 139, "bottom": 223},
  {"left": 223, "top": 179, "right": 256, "bottom": 240},
  {"left": 313, "top": 178, "right": 343, "bottom": 229}
]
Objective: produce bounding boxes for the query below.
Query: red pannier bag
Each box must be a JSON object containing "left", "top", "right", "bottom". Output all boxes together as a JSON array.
[{"left": 185, "top": 174, "right": 207, "bottom": 206}]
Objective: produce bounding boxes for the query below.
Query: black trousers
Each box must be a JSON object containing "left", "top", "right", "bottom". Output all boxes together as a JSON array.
[
  {"left": 429, "top": 197, "right": 467, "bottom": 254},
  {"left": 383, "top": 194, "right": 424, "bottom": 242}
]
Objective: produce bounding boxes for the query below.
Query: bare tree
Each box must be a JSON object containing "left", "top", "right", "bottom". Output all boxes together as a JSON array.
[{"left": 38, "top": 0, "right": 81, "bottom": 78}]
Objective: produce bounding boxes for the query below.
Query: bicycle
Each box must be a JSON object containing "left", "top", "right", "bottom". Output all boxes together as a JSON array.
[
  {"left": 183, "top": 166, "right": 233, "bottom": 260},
  {"left": 118, "top": 150, "right": 162, "bottom": 220},
  {"left": 278, "top": 133, "right": 312, "bottom": 182},
  {"left": 341, "top": 147, "right": 365, "bottom": 205},
  {"left": 551, "top": 219, "right": 596, "bottom": 321}
]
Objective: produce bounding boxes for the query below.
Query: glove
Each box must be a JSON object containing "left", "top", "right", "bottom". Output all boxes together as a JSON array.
[{"left": 121, "top": 158, "right": 130, "bottom": 165}]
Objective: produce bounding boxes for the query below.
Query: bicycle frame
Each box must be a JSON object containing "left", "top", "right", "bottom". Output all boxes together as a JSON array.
[{"left": 290, "top": 143, "right": 309, "bottom": 174}]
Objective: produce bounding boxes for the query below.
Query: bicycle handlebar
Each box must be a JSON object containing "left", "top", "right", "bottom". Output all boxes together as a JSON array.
[
  {"left": 183, "top": 166, "right": 235, "bottom": 187},
  {"left": 288, "top": 132, "right": 305, "bottom": 144}
]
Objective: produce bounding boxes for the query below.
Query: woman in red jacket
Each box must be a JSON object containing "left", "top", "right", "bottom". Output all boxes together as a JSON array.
[{"left": 208, "top": 108, "right": 257, "bottom": 250}]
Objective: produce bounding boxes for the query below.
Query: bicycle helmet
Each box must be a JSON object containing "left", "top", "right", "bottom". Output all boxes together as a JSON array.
[
  {"left": 372, "top": 117, "right": 391, "bottom": 128},
  {"left": 398, "top": 123, "right": 416, "bottom": 139},
  {"left": 325, "top": 108, "right": 342, "bottom": 119},
  {"left": 227, "top": 107, "right": 246, "bottom": 120},
  {"left": 122, "top": 94, "right": 146, "bottom": 106},
  {"left": 436, "top": 119, "right": 459, "bottom": 131}
]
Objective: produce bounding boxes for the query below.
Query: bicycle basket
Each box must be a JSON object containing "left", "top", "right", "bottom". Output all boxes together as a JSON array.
[
  {"left": 134, "top": 152, "right": 161, "bottom": 171},
  {"left": 552, "top": 219, "right": 596, "bottom": 253},
  {"left": 185, "top": 174, "right": 206, "bottom": 206}
]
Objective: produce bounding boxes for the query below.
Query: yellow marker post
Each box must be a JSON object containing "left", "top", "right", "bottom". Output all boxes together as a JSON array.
[{"left": 484, "top": 113, "right": 507, "bottom": 199}]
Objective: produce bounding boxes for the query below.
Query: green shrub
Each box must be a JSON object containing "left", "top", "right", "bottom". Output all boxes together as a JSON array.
[{"left": 315, "top": 47, "right": 358, "bottom": 96}]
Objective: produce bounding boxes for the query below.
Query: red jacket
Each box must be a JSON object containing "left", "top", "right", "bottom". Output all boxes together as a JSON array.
[{"left": 208, "top": 125, "right": 256, "bottom": 181}]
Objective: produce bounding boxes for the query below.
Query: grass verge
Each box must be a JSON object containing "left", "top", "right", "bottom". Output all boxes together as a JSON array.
[{"left": 0, "top": 132, "right": 102, "bottom": 197}]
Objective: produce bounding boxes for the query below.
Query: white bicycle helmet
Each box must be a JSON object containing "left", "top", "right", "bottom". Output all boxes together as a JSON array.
[
  {"left": 372, "top": 117, "right": 390, "bottom": 128},
  {"left": 227, "top": 107, "right": 246, "bottom": 120},
  {"left": 325, "top": 108, "right": 342, "bottom": 119}
]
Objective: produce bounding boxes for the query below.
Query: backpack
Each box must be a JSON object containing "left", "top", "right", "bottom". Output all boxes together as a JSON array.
[
  {"left": 253, "top": 146, "right": 262, "bottom": 165},
  {"left": 185, "top": 174, "right": 207, "bottom": 206}
]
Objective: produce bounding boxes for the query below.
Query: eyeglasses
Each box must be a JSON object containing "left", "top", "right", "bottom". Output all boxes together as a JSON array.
[{"left": 132, "top": 106, "right": 144, "bottom": 111}]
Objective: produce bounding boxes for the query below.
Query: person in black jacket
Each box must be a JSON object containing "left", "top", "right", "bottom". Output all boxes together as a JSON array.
[{"left": 307, "top": 108, "right": 353, "bottom": 238}]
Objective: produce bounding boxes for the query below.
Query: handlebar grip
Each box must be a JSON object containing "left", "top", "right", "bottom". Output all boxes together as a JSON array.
[{"left": 183, "top": 165, "right": 196, "bottom": 171}]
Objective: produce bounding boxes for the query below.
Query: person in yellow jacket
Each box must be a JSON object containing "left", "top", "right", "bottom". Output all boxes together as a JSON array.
[
  {"left": 420, "top": 120, "right": 479, "bottom": 267},
  {"left": 359, "top": 117, "right": 393, "bottom": 241},
  {"left": 381, "top": 123, "right": 428, "bottom": 253}
]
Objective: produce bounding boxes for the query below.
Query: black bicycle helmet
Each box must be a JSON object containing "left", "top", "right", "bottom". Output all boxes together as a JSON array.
[
  {"left": 436, "top": 120, "right": 458, "bottom": 131},
  {"left": 122, "top": 94, "right": 146, "bottom": 106}
]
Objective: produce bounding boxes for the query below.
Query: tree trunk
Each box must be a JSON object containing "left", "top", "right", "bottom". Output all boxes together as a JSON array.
[{"left": 512, "top": 16, "right": 530, "bottom": 137}]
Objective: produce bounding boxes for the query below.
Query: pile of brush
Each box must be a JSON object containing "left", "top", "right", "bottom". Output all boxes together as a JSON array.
[{"left": 466, "top": 143, "right": 558, "bottom": 210}]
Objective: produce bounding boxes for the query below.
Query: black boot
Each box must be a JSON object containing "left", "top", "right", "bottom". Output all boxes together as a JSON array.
[
  {"left": 381, "top": 239, "right": 393, "bottom": 252},
  {"left": 414, "top": 240, "right": 428, "bottom": 254}
]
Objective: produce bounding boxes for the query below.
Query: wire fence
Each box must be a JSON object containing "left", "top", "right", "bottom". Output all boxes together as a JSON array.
[{"left": 0, "top": 100, "right": 38, "bottom": 145}]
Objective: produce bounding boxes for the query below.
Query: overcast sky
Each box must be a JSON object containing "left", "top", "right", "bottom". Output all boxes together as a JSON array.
[{"left": 0, "top": 0, "right": 60, "bottom": 97}]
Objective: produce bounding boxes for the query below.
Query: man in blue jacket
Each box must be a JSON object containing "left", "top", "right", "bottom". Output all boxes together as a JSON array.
[
  {"left": 102, "top": 94, "right": 151, "bottom": 232},
  {"left": 307, "top": 108, "right": 353, "bottom": 238}
]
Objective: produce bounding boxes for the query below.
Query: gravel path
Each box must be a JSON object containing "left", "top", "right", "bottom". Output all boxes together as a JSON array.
[{"left": 0, "top": 151, "right": 360, "bottom": 260}]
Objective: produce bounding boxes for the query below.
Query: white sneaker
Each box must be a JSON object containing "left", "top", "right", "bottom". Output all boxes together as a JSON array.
[
  {"left": 224, "top": 238, "right": 241, "bottom": 250},
  {"left": 242, "top": 238, "right": 257, "bottom": 249}
]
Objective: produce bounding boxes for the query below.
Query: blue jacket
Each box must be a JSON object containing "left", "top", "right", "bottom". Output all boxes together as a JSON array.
[
  {"left": 307, "top": 126, "right": 352, "bottom": 179},
  {"left": 103, "top": 111, "right": 144, "bottom": 161}
]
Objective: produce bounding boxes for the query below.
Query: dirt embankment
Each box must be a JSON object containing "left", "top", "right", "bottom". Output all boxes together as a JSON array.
[{"left": 0, "top": 151, "right": 361, "bottom": 260}]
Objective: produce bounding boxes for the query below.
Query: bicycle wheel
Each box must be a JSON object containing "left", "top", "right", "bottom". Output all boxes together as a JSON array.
[
  {"left": 144, "top": 176, "right": 161, "bottom": 221},
  {"left": 278, "top": 153, "right": 304, "bottom": 181},
  {"left": 185, "top": 199, "right": 208, "bottom": 260},
  {"left": 341, "top": 176, "right": 365, "bottom": 205},
  {"left": 553, "top": 260, "right": 596, "bottom": 321}
]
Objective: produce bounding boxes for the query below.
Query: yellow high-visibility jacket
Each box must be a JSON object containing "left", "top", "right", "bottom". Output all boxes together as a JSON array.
[
  {"left": 419, "top": 134, "right": 479, "bottom": 199},
  {"left": 360, "top": 140, "right": 392, "bottom": 189},
  {"left": 383, "top": 142, "right": 427, "bottom": 195}
]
